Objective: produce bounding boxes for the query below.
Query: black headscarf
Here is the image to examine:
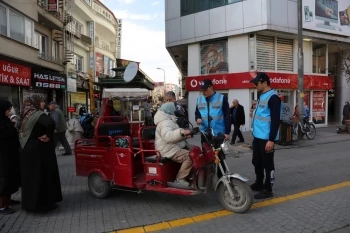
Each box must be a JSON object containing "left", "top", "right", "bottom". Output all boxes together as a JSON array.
[{"left": 0, "top": 99, "right": 12, "bottom": 124}]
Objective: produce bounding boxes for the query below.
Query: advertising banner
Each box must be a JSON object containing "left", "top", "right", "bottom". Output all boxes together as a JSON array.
[
  {"left": 67, "top": 77, "right": 77, "bottom": 92},
  {"left": 103, "top": 56, "right": 109, "bottom": 74},
  {"left": 312, "top": 91, "right": 326, "bottom": 123},
  {"left": 32, "top": 69, "right": 66, "bottom": 89},
  {"left": 200, "top": 40, "right": 228, "bottom": 75},
  {"left": 89, "top": 21, "right": 95, "bottom": 81},
  {"left": 116, "top": 19, "right": 122, "bottom": 58},
  {"left": 48, "top": 0, "right": 58, "bottom": 12},
  {"left": 186, "top": 72, "right": 333, "bottom": 91},
  {"left": 0, "top": 60, "right": 31, "bottom": 87},
  {"left": 95, "top": 52, "right": 103, "bottom": 75},
  {"left": 116, "top": 58, "right": 140, "bottom": 67},
  {"left": 303, "top": 0, "right": 350, "bottom": 36}
]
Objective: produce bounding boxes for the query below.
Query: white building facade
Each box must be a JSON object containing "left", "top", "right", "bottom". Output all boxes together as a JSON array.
[
  {"left": 165, "top": 0, "right": 350, "bottom": 129},
  {"left": 67, "top": 0, "right": 121, "bottom": 117}
]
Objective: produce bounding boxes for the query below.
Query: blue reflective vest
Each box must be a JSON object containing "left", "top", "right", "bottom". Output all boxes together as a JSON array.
[
  {"left": 197, "top": 93, "right": 225, "bottom": 136},
  {"left": 253, "top": 90, "right": 280, "bottom": 140}
]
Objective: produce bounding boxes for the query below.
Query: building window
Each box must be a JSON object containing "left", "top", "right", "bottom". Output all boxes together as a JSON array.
[
  {"left": 0, "top": 6, "right": 6, "bottom": 36},
  {"left": 227, "top": 0, "right": 242, "bottom": 4},
  {"left": 200, "top": 39, "right": 228, "bottom": 74},
  {"left": 255, "top": 35, "right": 293, "bottom": 71},
  {"left": 0, "top": 5, "right": 33, "bottom": 46},
  {"left": 181, "top": 0, "right": 243, "bottom": 16},
  {"left": 102, "top": 41, "right": 109, "bottom": 50},
  {"left": 277, "top": 38, "right": 293, "bottom": 72},
  {"left": 210, "top": 0, "right": 225, "bottom": 9},
  {"left": 52, "top": 40, "right": 59, "bottom": 60},
  {"left": 95, "top": 36, "right": 99, "bottom": 46},
  {"left": 256, "top": 35, "right": 275, "bottom": 71},
  {"left": 249, "top": 34, "right": 255, "bottom": 70},
  {"left": 313, "top": 43, "right": 326, "bottom": 74},
  {"left": 25, "top": 19, "right": 33, "bottom": 46},
  {"left": 181, "top": 0, "right": 195, "bottom": 16},
  {"left": 34, "top": 32, "right": 48, "bottom": 57},
  {"left": 74, "top": 54, "right": 83, "bottom": 71},
  {"left": 10, "top": 10, "right": 25, "bottom": 43}
]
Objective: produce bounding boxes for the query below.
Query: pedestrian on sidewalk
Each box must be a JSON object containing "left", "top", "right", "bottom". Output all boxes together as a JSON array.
[
  {"left": 249, "top": 72, "right": 281, "bottom": 199},
  {"left": 18, "top": 95, "right": 62, "bottom": 213},
  {"left": 0, "top": 99, "right": 21, "bottom": 214},
  {"left": 48, "top": 101, "right": 72, "bottom": 156},
  {"left": 229, "top": 99, "right": 245, "bottom": 145},
  {"left": 144, "top": 96, "right": 153, "bottom": 126}
]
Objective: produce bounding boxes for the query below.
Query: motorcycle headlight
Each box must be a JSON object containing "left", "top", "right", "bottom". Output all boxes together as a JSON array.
[{"left": 220, "top": 141, "right": 229, "bottom": 153}]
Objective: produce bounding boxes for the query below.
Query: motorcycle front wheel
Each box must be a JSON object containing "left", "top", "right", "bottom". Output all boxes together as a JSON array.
[{"left": 218, "top": 178, "right": 253, "bottom": 214}]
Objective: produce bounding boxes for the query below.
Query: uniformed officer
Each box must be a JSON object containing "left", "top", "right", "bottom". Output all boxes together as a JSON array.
[
  {"left": 195, "top": 79, "right": 231, "bottom": 178},
  {"left": 249, "top": 73, "right": 281, "bottom": 199}
]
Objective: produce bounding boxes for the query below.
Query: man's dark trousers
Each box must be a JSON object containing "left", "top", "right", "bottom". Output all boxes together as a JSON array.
[
  {"left": 54, "top": 131, "right": 72, "bottom": 153},
  {"left": 252, "top": 138, "right": 275, "bottom": 191},
  {"left": 231, "top": 124, "right": 244, "bottom": 143}
]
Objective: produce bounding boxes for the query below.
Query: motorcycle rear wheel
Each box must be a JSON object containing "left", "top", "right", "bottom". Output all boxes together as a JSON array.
[{"left": 218, "top": 178, "right": 253, "bottom": 214}]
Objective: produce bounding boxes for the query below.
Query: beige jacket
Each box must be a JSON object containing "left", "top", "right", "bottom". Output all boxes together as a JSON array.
[{"left": 154, "top": 110, "right": 186, "bottom": 159}]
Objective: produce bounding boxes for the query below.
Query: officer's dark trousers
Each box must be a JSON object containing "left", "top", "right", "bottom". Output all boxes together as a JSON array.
[{"left": 252, "top": 138, "right": 275, "bottom": 191}]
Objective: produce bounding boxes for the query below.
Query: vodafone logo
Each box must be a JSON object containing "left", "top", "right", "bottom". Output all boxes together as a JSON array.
[
  {"left": 189, "top": 78, "right": 227, "bottom": 88},
  {"left": 190, "top": 79, "right": 198, "bottom": 88},
  {"left": 270, "top": 77, "right": 291, "bottom": 84}
]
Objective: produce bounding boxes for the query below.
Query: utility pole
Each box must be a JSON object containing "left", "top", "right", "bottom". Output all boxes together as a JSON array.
[
  {"left": 63, "top": 0, "right": 69, "bottom": 119},
  {"left": 297, "top": 0, "right": 305, "bottom": 124}
]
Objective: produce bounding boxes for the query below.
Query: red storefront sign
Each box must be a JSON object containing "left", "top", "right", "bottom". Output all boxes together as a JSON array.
[
  {"left": 185, "top": 72, "right": 333, "bottom": 91},
  {"left": 312, "top": 91, "right": 326, "bottom": 119},
  {"left": 67, "top": 107, "right": 76, "bottom": 113},
  {"left": 0, "top": 60, "right": 31, "bottom": 86}
]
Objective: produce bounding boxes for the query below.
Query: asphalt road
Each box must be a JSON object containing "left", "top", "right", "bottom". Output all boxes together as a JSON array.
[{"left": 1, "top": 133, "right": 350, "bottom": 233}]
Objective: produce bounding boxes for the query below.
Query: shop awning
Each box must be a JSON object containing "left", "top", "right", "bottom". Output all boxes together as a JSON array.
[
  {"left": 95, "top": 67, "right": 155, "bottom": 90},
  {"left": 102, "top": 88, "right": 150, "bottom": 100}
]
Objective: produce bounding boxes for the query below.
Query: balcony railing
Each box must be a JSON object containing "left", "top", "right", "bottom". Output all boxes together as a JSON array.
[
  {"left": 38, "top": 52, "right": 62, "bottom": 64},
  {"left": 37, "top": 0, "right": 63, "bottom": 21},
  {"left": 80, "top": 0, "right": 118, "bottom": 31},
  {"left": 95, "top": 42, "right": 115, "bottom": 55}
]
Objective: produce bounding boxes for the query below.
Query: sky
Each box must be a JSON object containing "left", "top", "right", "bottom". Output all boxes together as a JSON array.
[{"left": 100, "top": 0, "right": 180, "bottom": 84}]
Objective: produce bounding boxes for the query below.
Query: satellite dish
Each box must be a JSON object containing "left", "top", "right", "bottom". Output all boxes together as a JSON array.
[{"left": 123, "top": 62, "right": 138, "bottom": 83}]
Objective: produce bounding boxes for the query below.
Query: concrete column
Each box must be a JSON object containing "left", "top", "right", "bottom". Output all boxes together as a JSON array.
[{"left": 335, "top": 52, "right": 350, "bottom": 123}]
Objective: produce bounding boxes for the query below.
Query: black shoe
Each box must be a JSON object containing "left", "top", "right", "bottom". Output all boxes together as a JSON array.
[
  {"left": 40, "top": 204, "right": 58, "bottom": 213},
  {"left": 229, "top": 142, "right": 235, "bottom": 145},
  {"left": 237, "top": 140, "right": 244, "bottom": 143},
  {"left": 250, "top": 183, "right": 264, "bottom": 191},
  {"left": 254, "top": 190, "right": 273, "bottom": 199},
  {"left": 62, "top": 152, "right": 72, "bottom": 156},
  {"left": 0, "top": 207, "right": 15, "bottom": 214},
  {"left": 10, "top": 200, "right": 20, "bottom": 206}
]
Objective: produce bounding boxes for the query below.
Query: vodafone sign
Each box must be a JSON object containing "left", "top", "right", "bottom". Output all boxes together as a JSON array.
[{"left": 186, "top": 72, "right": 332, "bottom": 91}]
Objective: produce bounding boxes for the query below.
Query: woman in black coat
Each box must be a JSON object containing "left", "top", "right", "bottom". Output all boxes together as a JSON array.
[
  {"left": 18, "top": 95, "right": 62, "bottom": 213},
  {"left": 0, "top": 99, "right": 21, "bottom": 214}
]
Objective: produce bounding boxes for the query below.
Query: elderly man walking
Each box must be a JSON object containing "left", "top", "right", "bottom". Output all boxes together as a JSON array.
[{"left": 48, "top": 101, "right": 72, "bottom": 156}]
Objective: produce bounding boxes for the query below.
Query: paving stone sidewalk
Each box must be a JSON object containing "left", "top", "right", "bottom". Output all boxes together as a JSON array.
[{"left": 162, "top": 186, "right": 350, "bottom": 233}]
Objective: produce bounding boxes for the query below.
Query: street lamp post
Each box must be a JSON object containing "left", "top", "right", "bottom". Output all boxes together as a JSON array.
[
  {"left": 157, "top": 68, "right": 166, "bottom": 95},
  {"left": 297, "top": 0, "right": 305, "bottom": 124}
]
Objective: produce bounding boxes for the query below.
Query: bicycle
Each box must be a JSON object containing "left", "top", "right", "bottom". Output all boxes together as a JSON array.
[{"left": 293, "top": 114, "right": 316, "bottom": 140}]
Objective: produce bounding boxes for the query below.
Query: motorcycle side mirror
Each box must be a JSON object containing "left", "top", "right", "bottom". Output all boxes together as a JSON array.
[{"left": 192, "top": 127, "right": 200, "bottom": 134}]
